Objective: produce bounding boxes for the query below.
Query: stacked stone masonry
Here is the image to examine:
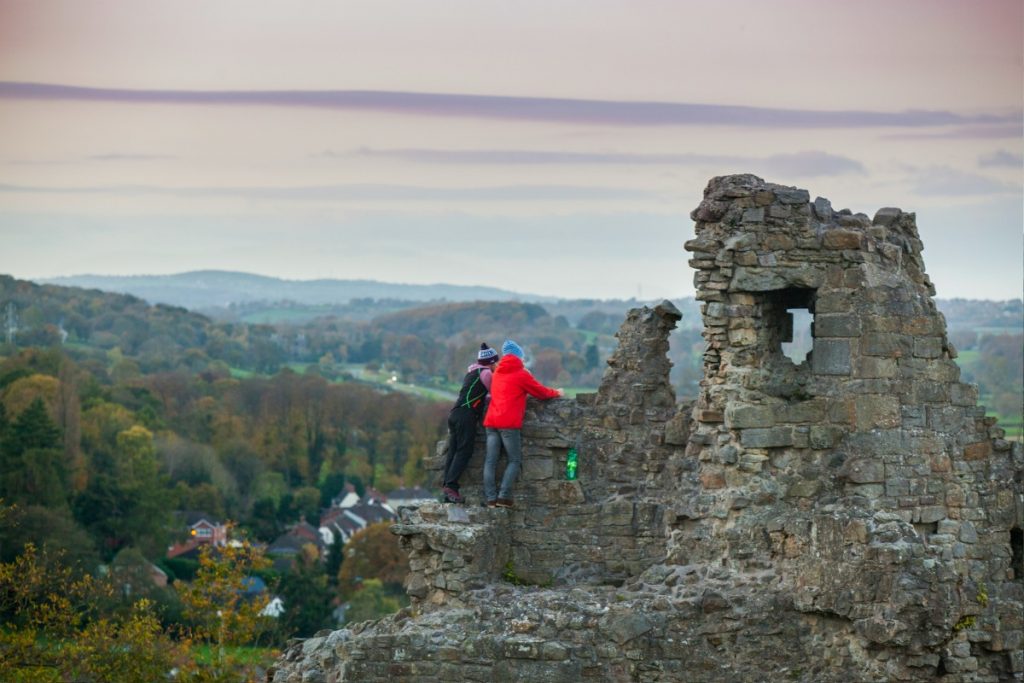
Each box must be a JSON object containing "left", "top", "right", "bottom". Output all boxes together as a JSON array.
[{"left": 270, "top": 175, "right": 1024, "bottom": 683}]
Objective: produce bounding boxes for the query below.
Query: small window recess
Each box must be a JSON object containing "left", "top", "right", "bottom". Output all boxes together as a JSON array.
[{"left": 767, "top": 288, "right": 816, "bottom": 365}]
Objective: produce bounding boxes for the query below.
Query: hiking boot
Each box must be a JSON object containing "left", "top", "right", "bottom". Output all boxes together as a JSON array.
[
  {"left": 442, "top": 487, "right": 464, "bottom": 504},
  {"left": 485, "top": 499, "right": 498, "bottom": 508},
  {"left": 494, "top": 498, "right": 514, "bottom": 508}
]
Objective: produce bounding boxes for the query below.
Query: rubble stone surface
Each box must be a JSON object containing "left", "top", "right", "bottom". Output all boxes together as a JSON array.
[{"left": 270, "top": 175, "right": 1024, "bottom": 682}]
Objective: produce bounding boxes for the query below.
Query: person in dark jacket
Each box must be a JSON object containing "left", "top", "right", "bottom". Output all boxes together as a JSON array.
[
  {"left": 482, "top": 339, "right": 563, "bottom": 508},
  {"left": 441, "top": 343, "right": 499, "bottom": 503}
]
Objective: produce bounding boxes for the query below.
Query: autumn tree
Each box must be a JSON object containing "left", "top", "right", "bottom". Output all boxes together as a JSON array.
[
  {"left": 0, "top": 542, "right": 187, "bottom": 683},
  {"left": 0, "top": 398, "right": 66, "bottom": 507},
  {"left": 74, "top": 423, "right": 170, "bottom": 558},
  {"left": 337, "top": 521, "right": 408, "bottom": 600},
  {"left": 0, "top": 373, "right": 60, "bottom": 418},
  {"left": 532, "top": 348, "right": 565, "bottom": 384},
  {"left": 0, "top": 504, "right": 98, "bottom": 569},
  {"left": 177, "top": 541, "right": 274, "bottom": 649}
]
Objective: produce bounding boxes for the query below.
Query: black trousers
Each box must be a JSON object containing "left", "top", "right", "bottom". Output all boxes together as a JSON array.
[{"left": 443, "top": 406, "right": 479, "bottom": 490}]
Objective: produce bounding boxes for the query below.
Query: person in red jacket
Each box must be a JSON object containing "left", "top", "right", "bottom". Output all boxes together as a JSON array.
[{"left": 482, "top": 339, "right": 563, "bottom": 508}]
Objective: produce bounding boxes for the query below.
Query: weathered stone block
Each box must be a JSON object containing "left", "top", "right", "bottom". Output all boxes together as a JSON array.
[
  {"left": 740, "top": 427, "right": 794, "bottom": 448},
  {"left": 695, "top": 409, "right": 723, "bottom": 424},
  {"left": 844, "top": 267, "right": 865, "bottom": 288},
  {"left": 864, "top": 315, "right": 903, "bottom": 333},
  {"left": 734, "top": 250, "right": 758, "bottom": 266},
  {"left": 700, "top": 469, "right": 726, "bottom": 489},
  {"left": 913, "top": 337, "right": 943, "bottom": 358},
  {"left": 812, "top": 339, "right": 851, "bottom": 375},
  {"left": 862, "top": 333, "right": 912, "bottom": 358},
  {"left": 902, "top": 315, "right": 941, "bottom": 336},
  {"left": 885, "top": 478, "right": 910, "bottom": 497},
  {"left": 918, "top": 506, "right": 948, "bottom": 524},
  {"left": 763, "top": 234, "right": 795, "bottom": 251},
  {"left": 822, "top": 229, "right": 862, "bottom": 250},
  {"left": 742, "top": 207, "right": 765, "bottom": 223},
  {"left": 601, "top": 611, "right": 654, "bottom": 644},
  {"left": 786, "top": 479, "right": 821, "bottom": 498},
  {"left": 539, "top": 480, "right": 586, "bottom": 505},
  {"left": 928, "top": 405, "right": 964, "bottom": 432},
  {"left": 825, "top": 398, "right": 855, "bottom": 425},
  {"left": 873, "top": 207, "right": 901, "bottom": 226},
  {"left": 950, "top": 383, "right": 978, "bottom": 407},
  {"left": 523, "top": 458, "right": 553, "bottom": 480},
  {"left": 774, "top": 399, "right": 826, "bottom": 423},
  {"left": 664, "top": 413, "right": 690, "bottom": 444},
  {"left": 600, "top": 500, "right": 635, "bottom": 526},
  {"left": 815, "top": 291, "right": 852, "bottom": 313},
  {"left": 914, "top": 381, "right": 949, "bottom": 403},
  {"left": 901, "top": 405, "right": 926, "bottom": 428},
  {"left": 540, "top": 642, "right": 570, "bottom": 661},
  {"left": 814, "top": 314, "right": 861, "bottom": 337},
  {"left": 855, "top": 395, "right": 900, "bottom": 429},
  {"left": 724, "top": 403, "right": 775, "bottom": 429},
  {"left": 857, "top": 356, "right": 898, "bottom": 379},
  {"left": 739, "top": 452, "right": 769, "bottom": 472},
  {"left": 728, "top": 327, "right": 758, "bottom": 346},
  {"left": 730, "top": 265, "right": 822, "bottom": 292},
  {"left": 503, "top": 639, "right": 541, "bottom": 659},
  {"left": 809, "top": 426, "right": 839, "bottom": 449},
  {"left": 812, "top": 196, "right": 833, "bottom": 220},
  {"left": 776, "top": 187, "right": 811, "bottom": 204},
  {"left": 841, "top": 458, "right": 885, "bottom": 483},
  {"left": 963, "top": 442, "right": 991, "bottom": 461}
]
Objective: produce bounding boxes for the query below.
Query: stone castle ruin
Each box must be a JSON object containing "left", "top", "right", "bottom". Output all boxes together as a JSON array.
[{"left": 271, "top": 175, "right": 1024, "bottom": 682}]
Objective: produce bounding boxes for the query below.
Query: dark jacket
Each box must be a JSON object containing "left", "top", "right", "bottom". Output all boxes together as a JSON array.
[{"left": 451, "top": 363, "right": 494, "bottom": 420}]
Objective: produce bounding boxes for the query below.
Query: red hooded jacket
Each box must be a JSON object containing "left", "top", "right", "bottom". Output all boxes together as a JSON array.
[{"left": 483, "top": 355, "right": 561, "bottom": 429}]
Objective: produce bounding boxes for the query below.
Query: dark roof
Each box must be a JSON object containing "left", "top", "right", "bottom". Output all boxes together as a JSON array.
[
  {"left": 320, "top": 507, "right": 346, "bottom": 526},
  {"left": 177, "top": 510, "right": 223, "bottom": 527},
  {"left": 267, "top": 534, "right": 309, "bottom": 556},
  {"left": 290, "top": 521, "right": 322, "bottom": 545},
  {"left": 347, "top": 502, "right": 396, "bottom": 524},
  {"left": 327, "top": 512, "right": 365, "bottom": 535},
  {"left": 362, "top": 488, "right": 388, "bottom": 504}
]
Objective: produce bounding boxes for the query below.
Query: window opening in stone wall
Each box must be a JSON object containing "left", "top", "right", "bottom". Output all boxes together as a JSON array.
[
  {"left": 765, "top": 288, "right": 816, "bottom": 365},
  {"left": 782, "top": 308, "right": 814, "bottom": 364},
  {"left": 1012, "top": 527, "right": 1023, "bottom": 582}
]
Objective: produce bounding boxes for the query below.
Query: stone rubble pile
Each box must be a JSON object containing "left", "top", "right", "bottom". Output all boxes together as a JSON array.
[{"left": 270, "top": 175, "right": 1023, "bottom": 683}]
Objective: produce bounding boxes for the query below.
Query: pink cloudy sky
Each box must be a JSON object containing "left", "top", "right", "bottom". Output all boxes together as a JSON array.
[{"left": 0, "top": 0, "right": 1021, "bottom": 300}]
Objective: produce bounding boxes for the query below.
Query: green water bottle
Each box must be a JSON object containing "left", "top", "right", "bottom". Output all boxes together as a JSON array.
[{"left": 566, "top": 447, "right": 578, "bottom": 480}]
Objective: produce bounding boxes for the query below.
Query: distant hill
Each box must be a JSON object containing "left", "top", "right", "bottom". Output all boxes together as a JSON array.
[{"left": 41, "top": 271, "right": 555, "bottom": 310}]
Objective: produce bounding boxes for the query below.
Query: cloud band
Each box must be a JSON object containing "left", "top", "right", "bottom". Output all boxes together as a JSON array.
[{"left": 1, "top": 81, "right": 1018, "bottom": 130}]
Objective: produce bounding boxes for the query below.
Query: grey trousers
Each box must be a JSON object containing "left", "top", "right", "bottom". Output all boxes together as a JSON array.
[{"left": 483, "top": 428, "right": 522, "bottom": 501}]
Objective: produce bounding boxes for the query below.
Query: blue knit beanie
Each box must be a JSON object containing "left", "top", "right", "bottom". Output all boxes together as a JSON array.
[
  {"left": 477, "top": 343, "right": 498, "bottom": 364},
  {"left": 501, "top": 339, "right": 524, "bottom": 359}
]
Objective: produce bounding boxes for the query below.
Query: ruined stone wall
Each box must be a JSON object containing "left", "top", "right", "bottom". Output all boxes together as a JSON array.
[
  {"left": 676, "top": 175, "right": 1022, "bottom": 679},
  {"left": 270, "top": 175, "right": 1023, "bottom": 683},
  {"left": 397, "top": 300, "right": 687, "bottom": 603}
]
